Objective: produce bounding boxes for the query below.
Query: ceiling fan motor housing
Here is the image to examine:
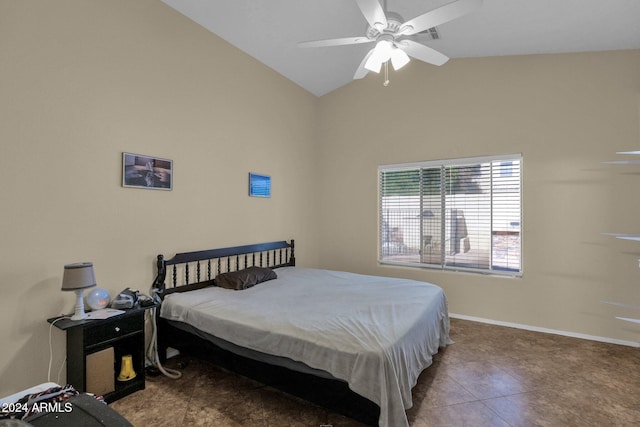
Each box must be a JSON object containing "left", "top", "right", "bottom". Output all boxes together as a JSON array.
[{"left": 365, "top": 11, "right": 404, "bottom": 40}]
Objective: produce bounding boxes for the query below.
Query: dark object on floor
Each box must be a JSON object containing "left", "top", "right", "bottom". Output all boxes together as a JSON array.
[
  {"left": 145, "top": 366, "right": 160, "bottom": 377},
  {"left": 27, "top": 394, "right": 133, "bottom": 427}
]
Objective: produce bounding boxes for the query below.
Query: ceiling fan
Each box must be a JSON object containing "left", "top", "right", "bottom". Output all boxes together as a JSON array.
[{"left": 299, "top": 0, "right": 483, "bottom": 80}]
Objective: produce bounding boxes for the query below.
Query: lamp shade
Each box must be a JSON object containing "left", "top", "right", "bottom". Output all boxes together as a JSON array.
[
  {"left": 364, "top": 40, "right": 393, "bottom": 73},
  {"left": 390, "top": 47, "right": 410, "bottom": 71},
  {"left": 61, "top": 262, "right": 96, "bottom": 291}
]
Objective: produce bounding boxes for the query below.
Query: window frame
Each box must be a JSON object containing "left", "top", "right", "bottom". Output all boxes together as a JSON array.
[{"left": 378, "top": 154, "right": 522, "bottom": 277}]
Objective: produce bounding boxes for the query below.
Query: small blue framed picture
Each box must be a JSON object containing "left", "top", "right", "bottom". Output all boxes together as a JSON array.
[{"left": 249, "top": 173, "right": 271, "bottom": 198}]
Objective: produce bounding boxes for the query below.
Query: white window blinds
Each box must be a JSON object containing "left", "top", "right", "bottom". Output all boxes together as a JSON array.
[{"left": 379, "top": 154, "right": 522, "bottom": 276}]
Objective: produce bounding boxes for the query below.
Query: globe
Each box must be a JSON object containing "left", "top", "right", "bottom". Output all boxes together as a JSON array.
[{"left": 86, "top": 288, "right": 111, "bottom": 310}]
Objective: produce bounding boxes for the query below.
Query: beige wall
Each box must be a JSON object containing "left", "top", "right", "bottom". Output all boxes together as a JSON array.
[
  {"left": 0, "top": 0, "right": 319, "bottom": 395},
  {"left": 316, "top": 50, "right": 640, "bottom": 344},
  {"left": 1, "top": 0, "right": 639, "bottom": 399}
]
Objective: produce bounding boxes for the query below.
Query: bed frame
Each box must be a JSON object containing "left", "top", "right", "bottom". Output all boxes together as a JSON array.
[
  {"left": 153, "top": 240, "right": 296, "bottom": 296},
  {"left": 152, "top": 240, "right": 379, "bottom": 425}
]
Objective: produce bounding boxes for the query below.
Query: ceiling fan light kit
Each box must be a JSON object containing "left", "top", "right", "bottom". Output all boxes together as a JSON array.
[
  {"left": 390, "top": 46, "right": 410, "bottom": 70},
  {"left": 365, "top": 38, "right": 390, "bottom": 71},
  {"left": 363, "top": 36, "right": 412, "bottom": 73},
  {"left": 298, "top": 0, "right": 483, "bottom": 84}
]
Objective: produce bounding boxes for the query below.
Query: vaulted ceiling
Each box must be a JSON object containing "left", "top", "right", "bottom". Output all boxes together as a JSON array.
[{"left": 161, "top": 0, "right": 640, "bottom": 96}]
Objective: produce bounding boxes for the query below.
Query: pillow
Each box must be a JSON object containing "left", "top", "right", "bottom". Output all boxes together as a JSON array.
[{"left": 214, "top": 266, "right": 277, "bottom": 290}]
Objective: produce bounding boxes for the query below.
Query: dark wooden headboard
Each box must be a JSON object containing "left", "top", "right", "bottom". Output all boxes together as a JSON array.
[{"left": 152, "top": 240, "right": 295, "bottom": 298}]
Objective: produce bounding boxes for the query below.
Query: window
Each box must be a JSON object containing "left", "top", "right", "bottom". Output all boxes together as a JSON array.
[{"left": 379, "top": 154, "right": 522, "bottom": 276}]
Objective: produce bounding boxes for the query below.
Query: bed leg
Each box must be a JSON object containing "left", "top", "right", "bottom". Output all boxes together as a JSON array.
[{"left": 156, "top": 315, "right": 168, "bottom": 364}]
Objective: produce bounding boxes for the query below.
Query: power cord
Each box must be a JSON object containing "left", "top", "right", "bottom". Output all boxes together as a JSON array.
[
  {"left": 144, "top": 289, "right": 182, "bottom": 380},
  {"left": 48, "top": 316, "right": 70, "bottom": 383}
]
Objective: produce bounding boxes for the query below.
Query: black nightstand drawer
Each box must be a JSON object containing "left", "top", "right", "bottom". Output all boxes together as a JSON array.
[{"left": 84, "top": 314, "right": 144, "bottom": 348}]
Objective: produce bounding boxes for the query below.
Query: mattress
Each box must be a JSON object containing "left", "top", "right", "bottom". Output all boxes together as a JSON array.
[{"left": 160, "top": 267, "right": 451, "bottom": 427}]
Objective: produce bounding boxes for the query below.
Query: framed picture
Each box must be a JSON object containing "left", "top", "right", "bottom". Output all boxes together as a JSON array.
[
  {"left": 122, "top": 152, "right": 172, "bottom": 190},
  {"left": 249, "top": 173, "right": 271, "bottom": 198}
]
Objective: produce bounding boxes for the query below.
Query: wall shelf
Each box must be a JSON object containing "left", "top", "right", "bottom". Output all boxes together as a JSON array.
[
  {"left": 602, "top": 233, "right": 640, "bottom": 242},
  {"left": 602, "top": 160, "right": 640, "bottom": 165},
  {"left": 602, "top": 152, "right": 640, "bottom": 325},
  {"left": 616, "top": 317, "right": 640, "bottom": 324}
]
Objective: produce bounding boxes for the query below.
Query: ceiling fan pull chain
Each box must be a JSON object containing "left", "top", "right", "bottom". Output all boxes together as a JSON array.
[{"left": 383, "top": 60, "right": 389, "bottom": 86}]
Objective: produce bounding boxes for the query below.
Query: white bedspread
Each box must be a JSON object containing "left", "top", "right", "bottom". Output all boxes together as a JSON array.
[{"left": 161, "top": 267, "right": 450, "bottom": 427}]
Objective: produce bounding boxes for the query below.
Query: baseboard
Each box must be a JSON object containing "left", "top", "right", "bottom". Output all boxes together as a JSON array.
[{"left": 449, "top": 313, "right": 640, "bottom": 348}]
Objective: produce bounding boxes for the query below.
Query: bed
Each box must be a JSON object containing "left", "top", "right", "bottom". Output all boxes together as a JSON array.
[{"left": 154, "top": 240, "right": 451, "bottom": 427}]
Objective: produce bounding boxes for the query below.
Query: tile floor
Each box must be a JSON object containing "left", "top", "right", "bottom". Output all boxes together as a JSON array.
[{"left": 110, "top": 319, "right": 640, "bottom": 426}]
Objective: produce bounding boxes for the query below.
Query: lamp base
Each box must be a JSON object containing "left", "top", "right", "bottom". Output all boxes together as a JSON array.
[
  {"left": 70, "top": 289, "right": 89, "bottom": 321},
  {"left": 70, "top": 312, "right": 89, "bottom": 321}
]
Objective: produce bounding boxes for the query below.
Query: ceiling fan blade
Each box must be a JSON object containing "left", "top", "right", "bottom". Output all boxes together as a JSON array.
[
  {"left": 354, "top": 48, "right": 375, "bottom": 80},
  {"left": 397, "top": 40, "right": 449, "bottom": 66},
  {"left": 298, "top": 37, "right": 373, "bottom": 48},
  {"left": 399, "top": 0, "right": 482, "bottom": 36},
  {"left": 355, "top": 0, "right": 387, "bottom": 31}
]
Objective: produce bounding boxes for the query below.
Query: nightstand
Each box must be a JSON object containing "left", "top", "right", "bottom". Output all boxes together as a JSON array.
[{"left": 48, "top": 305, "right": 154, "bottom": 403}]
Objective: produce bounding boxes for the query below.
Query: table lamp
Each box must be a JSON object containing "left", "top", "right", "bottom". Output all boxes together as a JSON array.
[{"left": 62, "top": 262, "right": 96, "bottom": 321}]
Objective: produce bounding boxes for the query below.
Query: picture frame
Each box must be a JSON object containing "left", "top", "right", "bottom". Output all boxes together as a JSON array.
[
  {"left": 248, "top": 173, "right": 271, "bottom": 198},
  {"left": 122, "top": 152, "right": 172, "bottom": 190}
]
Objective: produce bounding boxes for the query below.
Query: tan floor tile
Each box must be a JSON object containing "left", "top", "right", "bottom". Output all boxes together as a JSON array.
[
  {"left": 483, "top": 391, "right": 592, "bottom": 427},
  {"left": 409, "top": 371, "right": 477, "bottom": 411},
  {"left": 550, "top": 383, "right": 640, "bottom": 426},
  {"left": 444, "top": 360, "right": 528, "bottom": 400},
  {"left": 492, "top": 352, "right": 582, "bottom": 391},
  {"left": 325, "top": 412, "right": 368, "bottom": 427},
  {"left": 260, "top": 387, "right": 329, "bottom": 427},
  {"left": 181, "top": 391, "right": 265, "bottom": 427},
  {"left": 112, "top": 320, "right": 639, "bottom": 427},
  {"left": 418, "top": 400, "right": 510, "bottom": 427},
  {"left": 109, "top": 374, "right": 193, "bottom": 426}
]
